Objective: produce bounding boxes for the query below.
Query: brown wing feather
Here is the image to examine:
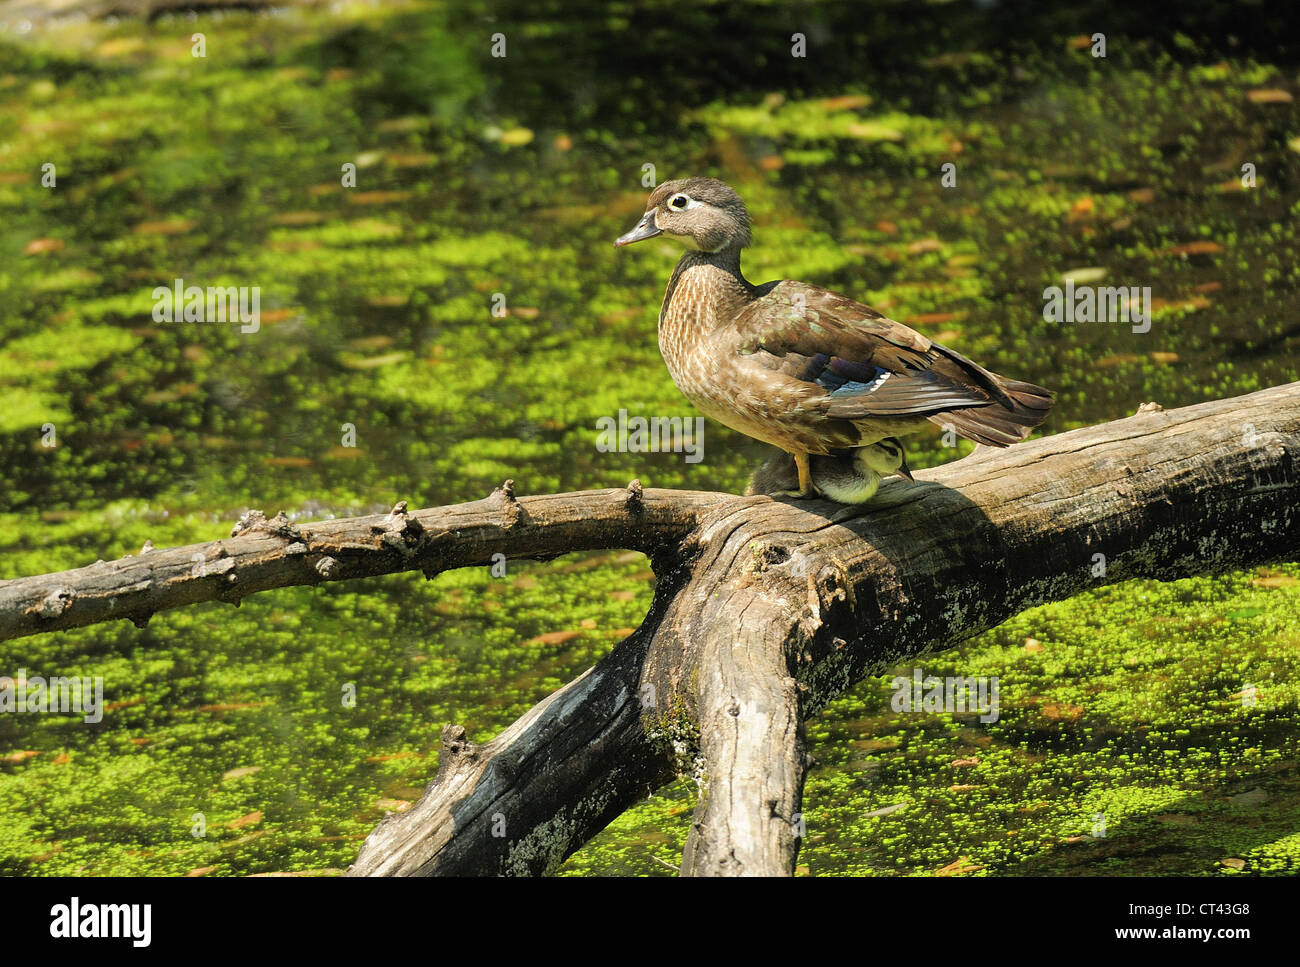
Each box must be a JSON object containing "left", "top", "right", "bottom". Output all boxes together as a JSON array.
[{"left": 714, "top": 279, "right": 1054, "bottom": 444}]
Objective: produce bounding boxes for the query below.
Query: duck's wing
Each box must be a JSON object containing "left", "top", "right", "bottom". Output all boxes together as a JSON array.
[{"left": 721, "top": 281, "right": 1053, "bottom": 444}]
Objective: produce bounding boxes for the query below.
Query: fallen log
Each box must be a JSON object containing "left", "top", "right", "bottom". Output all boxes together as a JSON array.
[{"left": 4, "top": 382, "right": 1298, "bottom": 875}]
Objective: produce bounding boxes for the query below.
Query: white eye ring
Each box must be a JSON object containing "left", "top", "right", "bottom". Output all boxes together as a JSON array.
[{"left": 667, "top": 193, "right": 700, "bottom": 211}]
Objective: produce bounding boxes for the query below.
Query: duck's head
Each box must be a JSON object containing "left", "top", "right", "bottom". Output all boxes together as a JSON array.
[
  {"left": 856, "top": 438, "right": 914, "bottom": 484},
  {"left": 614, "top": 177, "right": 752, "bottom": 254}
]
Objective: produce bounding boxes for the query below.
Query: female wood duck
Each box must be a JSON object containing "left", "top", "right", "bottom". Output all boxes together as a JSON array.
[{"left": 615, "top": 177, "right": 1053, "bottom": 498}]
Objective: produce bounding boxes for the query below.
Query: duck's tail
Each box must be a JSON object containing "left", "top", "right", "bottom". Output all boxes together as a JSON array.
[{"left": 929, "top": 376, "right": 1054, "bottom": 446}]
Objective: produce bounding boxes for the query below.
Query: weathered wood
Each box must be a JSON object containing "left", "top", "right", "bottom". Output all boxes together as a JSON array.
[
  {"left": 5, "top": 383, "right": 1299, "bottom": 876},
  {"left": 352, "top": 382, "right": 1300, "bottom": 876},
  {"left": 0, "top": 485, "right": 720, "bottom": 643}
]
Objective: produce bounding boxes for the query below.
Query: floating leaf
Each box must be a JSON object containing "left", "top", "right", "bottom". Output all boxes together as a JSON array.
[
  {"left": 222, "top": 766, "right": 262, "bottom": 781},
  {"left": 22, "top": 237, "right": 63, "bottom": 255},
  {"left": 1060, "top": 267, "right": 1107, "bottom": 284},
  {"left": 936, "top": 856, "right": 983, "bottom": 876},
  {"left": 1246, "top": 89, "right": 1293, "bottom": 103},
  {"left": 132, "top": 218, "right": 196, "bottom": 236},
  {"left": 1162, "top": 241, "right": 1224, "bottom": 256},
  {"left": 527, "top": 630, "right": 583, "bottom": 646}
]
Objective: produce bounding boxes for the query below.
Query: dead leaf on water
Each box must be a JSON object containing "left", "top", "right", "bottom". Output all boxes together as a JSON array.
[
  {"left": 377, "top": 116, "right": 430, "bottom": 133},
  {"left": 133, "top": 218, "right": 196, "bottom": 236},
  {"left": 527, "top": 630, "right": 583, "bottom": 646},
  {"left": 325, "top": 446, "right": 367, "bottom": 460},
  {"left": 347, "top": 190, "right": 414, "bottom": 205},
  {"left": 1252, "top": 572, "right": 1298, "bottom": 588},
  {"left": 1162, "top": 241, "right": 1224, "bottom": 257},
  {"left": 222, "top": 766, "right": 262, "bottom": 781},
  {"left": 227, "top": 811, "right": 263, "bottom": 830},
  {"left": 1042, "top": 703, "right": 1085, "bottom": 721},
  {"left": 1246, "top": 88, "right": 1293, "bottom": 103},
  {"left": 23, "top": 238, "right": 63, "bottom": 255},
  {"left": 342, "top": 351, "right": 410, "bottom": 369},
  {"left": 270, "top": 211, "right": 324, "bottom": 226},
  {"left": 818, "top": 94, "right": 873, "bottom": 111},
  {"left": 936, "top": 856, "right": 983, "bottom": 876},
  {"left": 387, "top": 153, "right": 437, "bottom": 167},
  {"left": 199, "top": 701, "right": 269, "bottom": 712},
  {"left": 864, "top": 803, "right": 907, "bottom": 818}
]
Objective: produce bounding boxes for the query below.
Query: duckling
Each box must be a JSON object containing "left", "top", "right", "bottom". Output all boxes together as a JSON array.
[
  {"left": 746, "top": 439, "right": 913, "bottom": 504},
  {"left": 616, "top": 177, "right": 1053, "bottom": 497}
]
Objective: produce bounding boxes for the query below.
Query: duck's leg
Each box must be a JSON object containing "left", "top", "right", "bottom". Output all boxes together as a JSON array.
[
  {"left": 794, "top": 452, "right": 814, "bottom": 496},
  {"left": 773, "top": 451, "right": 820, "bottom": 499}
]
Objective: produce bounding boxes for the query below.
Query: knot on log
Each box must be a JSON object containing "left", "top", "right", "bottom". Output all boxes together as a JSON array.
[
  {"left": 372, "top": 502, "right": 427, "bottom": 557},
  {"left": 315, "top": 556, "right": 339, "bottom": 578},
  {"left": 626, "top": 479, "right": 644, "bottom": 513},
  {"left": 435, "top": 724, "right": 478, "bottom": 779},
  {"left": 1136, "top": 401, "right": 1164, "bottom": 414},
  {"left": 232, "top": 509, "right": 303, "bottom": 541},
  {"left": 745, "top": 541, "right": 791, "bottom": 573},
  {"left": 491, "top": 479, "right": 521, "bottom": 529},
  {"left": 37, "top": 586, "right": 75, "bottom": 619}
]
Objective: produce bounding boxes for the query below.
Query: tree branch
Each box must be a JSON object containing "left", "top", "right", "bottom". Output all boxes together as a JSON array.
[{"left": 0, "top": 483, "right": 720, "bottom": 643}]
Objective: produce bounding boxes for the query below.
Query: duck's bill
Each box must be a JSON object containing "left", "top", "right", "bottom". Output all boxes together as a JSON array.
[
  {"left": 895, "top": 456, "right": 915, "bottom": 483},
  {"left": 614, "top": 211, "right": 662, "bottom": 247}
]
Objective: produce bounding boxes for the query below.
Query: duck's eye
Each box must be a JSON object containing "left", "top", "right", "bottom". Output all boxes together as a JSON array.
[{"left": 668, "top": 193, "right": 691, "bottom": 210}]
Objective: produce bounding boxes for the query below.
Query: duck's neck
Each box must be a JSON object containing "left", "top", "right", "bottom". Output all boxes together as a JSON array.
[{"left": 659, "top": 248, "right": 755, "bottom": 341}]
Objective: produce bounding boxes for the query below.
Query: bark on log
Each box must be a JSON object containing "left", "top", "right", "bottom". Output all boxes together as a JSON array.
[{"left": 4, "top": 383, "right": 1299, "bottom": 876}]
